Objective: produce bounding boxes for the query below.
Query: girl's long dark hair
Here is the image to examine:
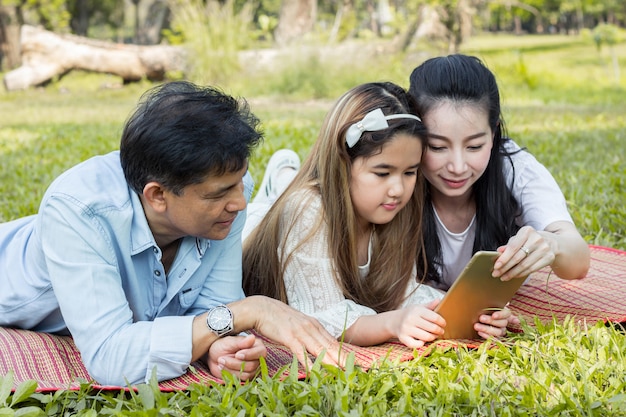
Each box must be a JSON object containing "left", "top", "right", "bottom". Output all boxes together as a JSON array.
[
  {"left": 243, "top": 82, "right": 428, "bottom": 312},
  {"left": 409, "top": 54, "right": 521, "bottom": 286}
]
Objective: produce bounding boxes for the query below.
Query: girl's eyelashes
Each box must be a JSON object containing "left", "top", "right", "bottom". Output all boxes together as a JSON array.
[
  {"left": 374, "top": 170, "right": 417, "bottom": 177},
  {"left": 426, "top": 143, "right": 486, "bottom": 152}
]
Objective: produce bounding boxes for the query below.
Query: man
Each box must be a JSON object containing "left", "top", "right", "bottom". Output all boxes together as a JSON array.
[{"left": 0, "top": 81, "right": 343, "bottom": 385}]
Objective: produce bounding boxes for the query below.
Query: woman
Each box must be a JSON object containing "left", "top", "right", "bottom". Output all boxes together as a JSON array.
[{"left": 408, "top": 54, "right": 590, "bottom": 290}]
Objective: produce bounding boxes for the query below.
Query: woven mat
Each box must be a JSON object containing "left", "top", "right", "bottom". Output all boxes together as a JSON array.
[
  {"left": 0, "top": 326, "right": 475, "bottom": 391},
  {"left": 1, "top": 245, "right": 624, "bottom": 391},
  {"left": 507, "top": 245, "right": 626, "bottom": 330}
]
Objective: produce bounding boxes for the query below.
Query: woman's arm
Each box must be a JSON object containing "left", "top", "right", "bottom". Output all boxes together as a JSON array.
[
  {"left": 540, "top": 221, "right": 590, "bottom": 279},
  {"left": 497, "top": 143, "right": 590, "bottom": 281},
  {"left": 493, "top": 222, "right": 590, "bottom": 281}
]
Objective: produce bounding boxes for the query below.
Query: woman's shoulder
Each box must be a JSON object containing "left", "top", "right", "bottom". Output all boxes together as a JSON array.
[{"left": 501, "top": 139, "right": 549, "bottom": 180}]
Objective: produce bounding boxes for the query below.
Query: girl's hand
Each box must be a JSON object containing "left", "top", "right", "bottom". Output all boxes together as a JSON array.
[
  {"left": 492, "top": 226, "right": 556, "bottom": 281},
  {"left": 394, "top": 300, "right": 446, "bottom": 349},
  {"left": 474, "top": 308, "right": 519, "bottom": 339}
]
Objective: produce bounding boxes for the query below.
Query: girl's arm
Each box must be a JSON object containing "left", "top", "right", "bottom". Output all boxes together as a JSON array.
[{"left": 343, "top": 301, "right": 445, "bottom": 348}]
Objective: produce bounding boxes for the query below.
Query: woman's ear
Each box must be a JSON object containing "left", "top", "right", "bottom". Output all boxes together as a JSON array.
[
  {"left": 142, "top": 182, "right": 167, "bottom": 213},
  {"left": 493, "top": 120, "right": 500, "bottom": 140}
]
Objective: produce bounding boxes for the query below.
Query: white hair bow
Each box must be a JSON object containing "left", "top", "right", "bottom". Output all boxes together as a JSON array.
[{"left": 345, "top": 108, "right": 422, "bottom": 148}]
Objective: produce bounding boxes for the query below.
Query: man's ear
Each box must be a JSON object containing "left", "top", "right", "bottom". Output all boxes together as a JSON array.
[{"left": 142, "top": 182, "right": 168, "bottom": 213}]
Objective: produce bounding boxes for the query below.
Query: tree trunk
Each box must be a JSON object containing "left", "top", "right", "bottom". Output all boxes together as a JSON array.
[
  {"left": 274, "top": 0, "right": 317, "bottom": 46},
  {"left": 3, "top": 25, "right": 186, "bottom": 91},
  {"left": 328, "top": 0, "right": 352, "bottom": 44},
  {"left": 393, "top": 6, "right": 423, "bottom": 53},
  {"left": 137, "top": 0, "right": 169, "bottom": 45},
  {"left": 70, "top": 0, "right": 90, "bottom": 36},
  {"left": 0, "top": 5, "right": 22, "bottom": 71}
]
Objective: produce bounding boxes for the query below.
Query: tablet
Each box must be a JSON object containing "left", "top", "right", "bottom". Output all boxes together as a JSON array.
[{"left": 434, "top": 250, "right": 526, "bottom": 340}]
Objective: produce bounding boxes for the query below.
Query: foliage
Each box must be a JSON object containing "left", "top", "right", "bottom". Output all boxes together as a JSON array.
[
  {"left": 65, "top": 0, "right": 125, "bottom": 36},
  {"left": 592, "top": 24, "right": 622, "bottom": 49},
  {"left": 164, "top": 0, "right": 255, "bottom": 85},
  {"left": 2, "top": 0, "right": 71, "bottom": 31}
]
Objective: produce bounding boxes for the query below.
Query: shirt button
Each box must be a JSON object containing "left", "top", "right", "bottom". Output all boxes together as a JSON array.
[
  {"left": 154, "top": 270, "right": 161, "bottom": 276},
  {"left": 153, "top": 247, "right": 159, "bottom": 254}
]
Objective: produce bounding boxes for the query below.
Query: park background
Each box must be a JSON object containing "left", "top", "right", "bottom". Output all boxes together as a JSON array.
[{"left": 0, "top": 0, "right": 625, "bottom": 415}]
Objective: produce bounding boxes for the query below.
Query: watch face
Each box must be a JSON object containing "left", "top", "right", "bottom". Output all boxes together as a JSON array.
[
  {"left": 209, "top": 308, "right": 230, "bottom": 330},
  {"left": 207, "top": 305, "right": 233, "bottom": 335}
]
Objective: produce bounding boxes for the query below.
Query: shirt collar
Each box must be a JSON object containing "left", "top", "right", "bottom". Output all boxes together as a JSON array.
[{"left": 129, "top": 189, "right": 211, "bottom": 257}]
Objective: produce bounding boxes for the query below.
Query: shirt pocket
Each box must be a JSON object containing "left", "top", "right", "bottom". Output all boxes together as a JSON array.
[{"left": 177, "top": 285, "right": 202, "bottom": 311}]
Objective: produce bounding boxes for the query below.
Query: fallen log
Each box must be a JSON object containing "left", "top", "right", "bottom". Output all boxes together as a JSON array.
[{"left": 3, "top": 25, "right": 187, "bottom": 91}]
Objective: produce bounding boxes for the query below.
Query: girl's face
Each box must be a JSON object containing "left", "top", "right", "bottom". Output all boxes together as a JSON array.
[
  {"left": 420, "top": 101, "right": 493, "bottom": 202},
  {"left": 349, "top": 133, "right": 422, "bottom": 231}
]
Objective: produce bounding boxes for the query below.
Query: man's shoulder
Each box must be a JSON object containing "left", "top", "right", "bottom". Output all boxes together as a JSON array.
[{"left": 42, "top": 151, "right": 132, "bottom": 212}]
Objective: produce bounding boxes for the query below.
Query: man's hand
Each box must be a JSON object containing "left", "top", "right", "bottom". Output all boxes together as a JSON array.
[
  {"left": 231, "top": 296, "right": 346, "bottom": 370},
  {"left": 207, "top": 333, "right": 266, "bottom": 381}
]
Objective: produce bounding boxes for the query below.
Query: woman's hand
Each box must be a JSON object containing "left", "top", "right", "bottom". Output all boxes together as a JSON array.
[
  {"left": 492, "top": 225, "right": 555, "bottom": 281},
  {"left": 393, "top": 300, "right": 446, "bottom": 349},
  {"left": 474, "top": 308, "right": 519, "bottom": 339}
]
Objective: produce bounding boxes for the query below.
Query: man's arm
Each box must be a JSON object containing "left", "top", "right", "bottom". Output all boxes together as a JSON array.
[{"left": 207, "top": 296, "right": 346, "bottom": 369}]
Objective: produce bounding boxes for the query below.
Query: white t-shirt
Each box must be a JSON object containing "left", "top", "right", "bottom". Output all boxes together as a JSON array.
[
  {"left": 279, "top": 189, "right": 443, "bottom": 338},
  {"left": 435, "top": 140, "right": 574, "bottom": 289}
]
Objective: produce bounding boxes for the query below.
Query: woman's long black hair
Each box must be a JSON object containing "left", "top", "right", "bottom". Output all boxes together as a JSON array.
[{"left": 408, "top": 54, "right": 521, "bottom": 286}]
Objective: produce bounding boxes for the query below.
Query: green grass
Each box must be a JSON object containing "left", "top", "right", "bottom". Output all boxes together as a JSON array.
[
  {"left": 2, "top": 320, "right": 626, "bottom": 415},
  {"left": 1, "top": 34, "right": 626, "bottom": 414}
]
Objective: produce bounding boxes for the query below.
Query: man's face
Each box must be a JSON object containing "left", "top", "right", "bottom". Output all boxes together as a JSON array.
[{"left": 160, "top": 165, "right": 248, "bottom": 241}]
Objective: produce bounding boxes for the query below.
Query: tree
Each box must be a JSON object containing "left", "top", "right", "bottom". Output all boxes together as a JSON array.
[
  {"left": 426, "top": 0, "right": 476, "bottom": 52},
  {"left": 67, "top": 0, "right": 125, "bottom": 39},
  {"left": 490, "top": 0, "right": 544, "bottom": 34},
  {"left": 274, "top": 0, "right": 317, "bottom": 45},
  {"left": 0, "top": 4, "right": 22, "bottom": 70},
  {"left": 592, "top": 23, "right": 624, "bottom": 84},
  {"left": 3, "top": 25, "right": 186, "bottom": 91},
  {"left": 0, "top": 0, "right": 71, "bottom": 71}
]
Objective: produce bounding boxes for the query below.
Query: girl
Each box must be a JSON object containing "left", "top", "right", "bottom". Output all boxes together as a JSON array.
[
  {"left": 408, "top": 54, "right": 590, "bottom": 290},
  {"left": 243, "top": 82, "right": 510, "bottom": 347}
]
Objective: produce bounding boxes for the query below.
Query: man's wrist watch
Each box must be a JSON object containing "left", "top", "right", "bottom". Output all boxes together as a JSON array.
[{"left": 206, "top": 305, "right": 234, "bottom": 337}]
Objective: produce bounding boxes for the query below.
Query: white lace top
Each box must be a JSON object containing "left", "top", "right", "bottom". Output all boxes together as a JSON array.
[{"left": 278, "top": 188, "right": 443, "bottom": 338}]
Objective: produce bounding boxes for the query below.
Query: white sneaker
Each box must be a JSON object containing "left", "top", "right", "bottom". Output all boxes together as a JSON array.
[{"left": 253, "top": 149, "right": 300, "bottom": 204}]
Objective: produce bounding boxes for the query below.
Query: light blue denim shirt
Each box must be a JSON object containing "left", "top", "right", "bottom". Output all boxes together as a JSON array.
[{"left": 0, "top": 151, "right": 253, "bottom": 386}]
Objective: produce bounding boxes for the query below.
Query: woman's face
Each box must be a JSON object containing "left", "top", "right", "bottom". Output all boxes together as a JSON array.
[{"left": 420, "top": 101, "right": 493, "bottom": 203}]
